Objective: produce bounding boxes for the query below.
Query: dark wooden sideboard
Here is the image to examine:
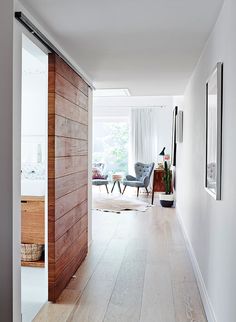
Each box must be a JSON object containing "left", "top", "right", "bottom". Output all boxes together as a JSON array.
[{"left": 152, "top": 169, "right": 172, "bottom": 204}]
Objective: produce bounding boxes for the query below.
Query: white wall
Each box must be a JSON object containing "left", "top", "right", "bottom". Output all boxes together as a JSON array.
[
  {"left": 176, "top": 1, "right": 236, "bottom": 321},
  {"left": 156, "top": 106, "right": 173, "bottom": 158},
  {"left": 21, "top": 37, "right": 48, "bottom": 164},
  {"left": 0, "top": 0, "right": 14, "bottom": 321}
]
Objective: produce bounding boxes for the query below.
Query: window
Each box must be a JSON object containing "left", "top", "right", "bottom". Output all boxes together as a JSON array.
[{"left": 93, "top": 120, "right": 129, "bottom": 177}]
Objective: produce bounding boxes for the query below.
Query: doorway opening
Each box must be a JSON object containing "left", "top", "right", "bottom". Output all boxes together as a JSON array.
[
  {"left": 91, "top": 92, "right": 175, "bottom": 212},
  {"left": 20, "top": 34, "right": 48, "bottom": 322}
]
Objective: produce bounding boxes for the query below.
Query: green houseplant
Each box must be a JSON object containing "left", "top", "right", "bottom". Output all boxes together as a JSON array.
[{"left": 159, "top": 161, "right": 174, "bottom": 207}]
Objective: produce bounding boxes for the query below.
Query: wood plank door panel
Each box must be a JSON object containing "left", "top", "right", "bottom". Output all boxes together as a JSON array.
[{"left": 48, "top": 53, "right": 89, "bottom": 302}]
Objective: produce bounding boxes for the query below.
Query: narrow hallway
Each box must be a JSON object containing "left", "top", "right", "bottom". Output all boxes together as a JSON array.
[{"left": 34, "top": 197, "right": 206, "bottom": 322}]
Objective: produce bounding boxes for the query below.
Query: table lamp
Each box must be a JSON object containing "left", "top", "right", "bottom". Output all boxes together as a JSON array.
[{"left": 159, "top": 147, "right": 166, "bottom": 162}]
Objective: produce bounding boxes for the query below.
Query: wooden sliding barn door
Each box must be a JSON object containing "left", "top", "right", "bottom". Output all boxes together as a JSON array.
[{"left": 48, "top": 53, "right": 89, "bottom": 301}]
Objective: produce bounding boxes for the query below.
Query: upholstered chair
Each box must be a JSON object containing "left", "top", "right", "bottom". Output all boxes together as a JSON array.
[
  {"left": 92, "top": 163, "right": 109, "bottom": 193},
  {"left": 122, "top": 162, "right": 155, "bottom": 197}
]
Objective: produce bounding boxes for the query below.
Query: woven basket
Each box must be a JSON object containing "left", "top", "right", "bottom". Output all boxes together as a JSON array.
[{"left": 21, "top": 243, "right": 43, "bottom": 262}]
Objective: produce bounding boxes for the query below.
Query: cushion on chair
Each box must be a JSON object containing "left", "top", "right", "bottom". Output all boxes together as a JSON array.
[
  {"left": 92, "top": 167, "right": 105, "bottom": 179},
  {"left": 125, "top": 175, "right": 137, "bottom": 181},
  {"left": 92, "top": 179, "right": 109, "bottom": 186},
  {"left": 123, "top": 180, "right": 144, "bottom": 187}
]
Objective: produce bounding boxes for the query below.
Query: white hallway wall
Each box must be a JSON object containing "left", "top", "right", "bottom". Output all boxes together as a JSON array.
[{"left": 176, "top": 0, "right": 236, "bottom": 321}]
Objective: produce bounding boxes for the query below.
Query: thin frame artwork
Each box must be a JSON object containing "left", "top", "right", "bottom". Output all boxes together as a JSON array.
[
  {"left": 171, "top": 106, "right": 178, "bottom": 166},
  {"left": 205, "top": 62, "right": 223, "bottom": 200}
]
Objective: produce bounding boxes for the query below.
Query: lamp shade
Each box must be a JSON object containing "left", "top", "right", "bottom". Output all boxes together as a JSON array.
[{"left": 159, "top": 147, "right": 166, "bottom": 156}]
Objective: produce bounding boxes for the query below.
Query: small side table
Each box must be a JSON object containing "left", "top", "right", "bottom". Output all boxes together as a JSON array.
[{"left": 111, "top": 174, "right": 123, "bottom": 193}]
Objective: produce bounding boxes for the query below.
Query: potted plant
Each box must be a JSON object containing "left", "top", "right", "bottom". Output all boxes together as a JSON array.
[{"left": 159, "top": 161, "right": 174, "bottom": 207}]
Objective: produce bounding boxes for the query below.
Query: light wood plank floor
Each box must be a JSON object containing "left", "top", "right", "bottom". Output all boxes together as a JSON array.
[{"left": 34, "top": 194, "right": 207, "bottom": 322}]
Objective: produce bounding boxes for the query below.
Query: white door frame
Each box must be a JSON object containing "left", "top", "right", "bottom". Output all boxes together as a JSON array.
[{"left": 13, "top": 20, "right": 50, "bottom": 321}]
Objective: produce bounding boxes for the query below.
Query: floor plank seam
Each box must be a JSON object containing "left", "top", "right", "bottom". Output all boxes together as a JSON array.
[
  {"left": 138, "top": 246, "right": 148, "bottom": 322},
  {"left": 101, "top": 239, "right": 130, "bottom": 322},
  {"left": 66, "top": 235, "right": 114, "bottom": 322}
]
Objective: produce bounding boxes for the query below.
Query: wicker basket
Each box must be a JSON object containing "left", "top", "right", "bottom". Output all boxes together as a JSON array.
[{"left": 21, "top": 243, "right": 44, "bottom": 262}]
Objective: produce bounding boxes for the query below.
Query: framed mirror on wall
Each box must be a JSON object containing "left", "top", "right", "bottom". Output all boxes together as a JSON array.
[
  {"left": 171, "top": 106, "right": 178, "bottom": 167},
  {"left": 205, "top": 62, "right": 223, "bottom": 200}
]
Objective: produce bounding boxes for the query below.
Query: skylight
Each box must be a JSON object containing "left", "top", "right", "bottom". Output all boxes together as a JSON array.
[{"left": 93, "top": 88, "right": 130, "bottom": 97}]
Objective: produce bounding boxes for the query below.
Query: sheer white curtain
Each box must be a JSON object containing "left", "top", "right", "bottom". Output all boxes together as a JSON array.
[{"left": 129, "top": 108, "right": 158, "bottom": 173}]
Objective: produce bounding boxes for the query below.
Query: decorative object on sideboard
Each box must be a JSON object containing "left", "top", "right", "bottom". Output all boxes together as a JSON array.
[
  {"left": 176, "top": 110, "right": 183, "bottom": 143},
  {"left": 157, "top": 162, "right": 164, "bottom": 170},
  {"left": 159, "top": 161, "right": 174, "bottom": 208},
  {"left": 205, "top": 62, "right": 223, "bottom": 200},
  {"left": 164, "top": 154, "right": 170, "bottom": 162}
]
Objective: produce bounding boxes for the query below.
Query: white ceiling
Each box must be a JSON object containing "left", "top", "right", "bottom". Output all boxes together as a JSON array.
[{"left": 19, "top": 0, "right": 223, "bottom": 96}]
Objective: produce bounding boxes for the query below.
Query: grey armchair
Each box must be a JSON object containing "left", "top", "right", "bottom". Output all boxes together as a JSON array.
[
  {"left": 122, "top": 162, "right": 155, "bottom": 197},
  {"left": 92, "top": 163, "right": 109, "bottom": 194}
]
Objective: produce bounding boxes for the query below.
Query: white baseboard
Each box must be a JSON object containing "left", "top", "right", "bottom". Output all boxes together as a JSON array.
[{"left": 176, "top": 208, "right": 217, "bottom": 322}]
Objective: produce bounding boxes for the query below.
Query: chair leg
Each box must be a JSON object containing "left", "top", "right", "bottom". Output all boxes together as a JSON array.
[
  {"left": 122, "top": 185, "right": 127, "bottom": 195},
  {"left": 137, "top": 187, "right": 140, "bottom": 197},
  {"left": 117, "top": 181, "right": 122, "bottom": 194},
  {"left": 105, "top": 184, "right": 109, "bottom": 194},
  {"left": 145, "top": 187, "right": 149, "bottom": 195},
  {"left": 111, "top": 181, "right": 116, "bottom": 193}
]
